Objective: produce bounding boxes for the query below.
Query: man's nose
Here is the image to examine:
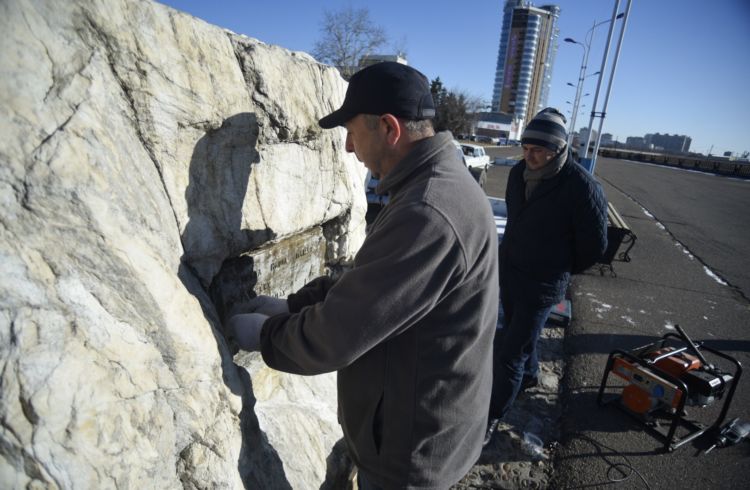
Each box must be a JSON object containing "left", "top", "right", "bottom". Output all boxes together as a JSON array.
[{"left": 345, "top": 134, "right": 354, "bottom": 153}]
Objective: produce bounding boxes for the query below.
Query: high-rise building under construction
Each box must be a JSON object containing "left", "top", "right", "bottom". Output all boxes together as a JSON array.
[{"left": 491, "top": 1, "right": 560, "bottom": 128}]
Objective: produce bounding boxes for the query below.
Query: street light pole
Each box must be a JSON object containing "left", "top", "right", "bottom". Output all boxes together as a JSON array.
[
  {"left": 564, "top": 11, "right": 624, "bottom": 153},
  {"left": 564, "top": 39, "right": 586, "bottom": 148},
  {"left": 567, "top": 80, "right": 595, "bottom": 145},
  {"left": 589, "top": 0, "right": 633, "bottom": 174},
  {"left": 581, "top": 2, "right": 630, "bottom": 172}
]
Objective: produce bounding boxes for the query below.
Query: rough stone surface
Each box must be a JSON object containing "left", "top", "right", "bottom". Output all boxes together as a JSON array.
[{"left": 0, "top": 0, "right": 365, "bottom": 488}]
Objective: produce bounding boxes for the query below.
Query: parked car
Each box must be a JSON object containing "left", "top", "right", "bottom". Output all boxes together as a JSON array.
[{"left": 460, "top": 143, "right": 491, "bottom": 189}]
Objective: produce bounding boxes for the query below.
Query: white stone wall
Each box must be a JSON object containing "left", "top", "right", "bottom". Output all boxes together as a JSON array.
[{"left": 0, "top": 0, "right": 365, "bottom": 488}]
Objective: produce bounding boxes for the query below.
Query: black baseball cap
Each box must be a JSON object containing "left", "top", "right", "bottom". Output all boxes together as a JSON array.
[{"left": 319, "top": 62, "right": 436, "bottom": 129}]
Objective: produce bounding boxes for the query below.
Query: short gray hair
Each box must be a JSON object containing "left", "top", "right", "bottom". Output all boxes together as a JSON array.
[
  {"left": 362, "top": 114, "right": 381, "bottom": 130},
  {"left": 361, "top": 114, "right": 434, "bottom": 137},
  {"left": 403, "top": 118, "right": 434, "bottom": 136}
]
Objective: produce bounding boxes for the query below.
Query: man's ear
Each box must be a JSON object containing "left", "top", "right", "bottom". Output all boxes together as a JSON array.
[{"left": 380, "top": 114, "right": 401, "bottom": 146}]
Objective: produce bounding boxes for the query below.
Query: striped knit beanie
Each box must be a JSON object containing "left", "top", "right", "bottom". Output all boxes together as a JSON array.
[{"left": 521, "top": 107, "right": 567, "bottom": 152}]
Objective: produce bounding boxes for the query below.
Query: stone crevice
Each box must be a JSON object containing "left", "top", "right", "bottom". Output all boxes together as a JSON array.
[
  {"left": 81, "top": 12, "right": 184, "bottom": 255},
  {"left": 229, "top": 35, "right": 318, "bottom": 148},
  {"left": 19, "top": 6, "right": 56, "bottom": 104},
  {"left": 30, "top": 102, "right": 82, "bottom": 159},
  {"left": 1, "top": 413, "right": 24, "bottom": 449}
]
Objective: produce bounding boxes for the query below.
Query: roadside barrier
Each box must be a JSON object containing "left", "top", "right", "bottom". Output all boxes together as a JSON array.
[{"left": 599, "top": 148, "right": 750, "bottom": 178}]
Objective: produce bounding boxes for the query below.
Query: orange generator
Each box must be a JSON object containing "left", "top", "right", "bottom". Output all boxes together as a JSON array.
[{"left": 597, "top": 325, "right": 741, "bottom": 451}]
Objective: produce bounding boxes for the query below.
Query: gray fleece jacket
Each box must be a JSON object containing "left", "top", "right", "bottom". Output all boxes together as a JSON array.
[{"left": 260, "top": 131, "right": 499, "bottom": 489}]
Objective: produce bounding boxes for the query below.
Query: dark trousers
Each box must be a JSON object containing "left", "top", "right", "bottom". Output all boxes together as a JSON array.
[
  {"left": 489, "top": 286, "right": 553, "bottom": 419},
  {"left": 357, "top": 470, "right": 383, "bottom": 490}
]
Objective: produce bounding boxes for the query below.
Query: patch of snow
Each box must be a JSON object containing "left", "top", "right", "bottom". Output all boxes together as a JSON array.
[
  {"left": 675, "top": 242, "right": 695, "bottom": 260},
  {"left": 590, "top": 299, "right": 612, "bottom": 315},
  {"left": 703, "top": 266, "right": 728, "bottom": 286}
]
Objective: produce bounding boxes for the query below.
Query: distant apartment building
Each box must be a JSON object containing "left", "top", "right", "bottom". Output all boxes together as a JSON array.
[
  {"left": 576, "top": 127, "right": 597, "bottom": 147},
  {"left": 491, "top": 0, "right": 560, "bottom": 127},
  {"left": 645, "top": 133, "right": 692, "bottom": 153},
  {"left": 625, "top": 136, "right": 648, "bottom": 150}
]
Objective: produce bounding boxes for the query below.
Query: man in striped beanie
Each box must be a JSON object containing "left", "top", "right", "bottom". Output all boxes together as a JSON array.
[
  {"left": 519, "top": 107, "right": 569, "bottom": 198},
  {"left": 521, "top": 107, "right": 568, "bottom": 153},
  {"left": 485, "top": 107, "right": 609, "bottom": 445}
]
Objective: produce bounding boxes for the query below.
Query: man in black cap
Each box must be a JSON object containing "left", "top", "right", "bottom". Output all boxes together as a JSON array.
[
  {"left": 484, "top": 108, "right": 608, "bottom": 444},
  {"left": 227, "top": 62, "right": 499, "bottom": 489}
]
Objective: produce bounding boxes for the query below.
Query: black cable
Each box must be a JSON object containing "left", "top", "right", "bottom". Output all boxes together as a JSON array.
[{"left": 571, "top": 433, "right": 652, "bottom": 489}]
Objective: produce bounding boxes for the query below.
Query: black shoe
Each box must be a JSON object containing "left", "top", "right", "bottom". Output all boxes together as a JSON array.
[
  {"left": 521, "top": 375, "right": 539, "bottom": 391},
  {"left": 483, "top": 418, "right": 500, "bottom": 446}
]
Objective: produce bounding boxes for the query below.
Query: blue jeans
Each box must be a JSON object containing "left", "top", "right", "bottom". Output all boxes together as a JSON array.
[
  {"left": 489, "top": 286, "right": 553, "bottom": 419},
  {"left": 498, "top": 299, "right": 539, "bottom": 380}
]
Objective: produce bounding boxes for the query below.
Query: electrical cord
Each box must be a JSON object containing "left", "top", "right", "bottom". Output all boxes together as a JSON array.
[{"left": 571, "top": 433, "right": 652, "bottom": 489}]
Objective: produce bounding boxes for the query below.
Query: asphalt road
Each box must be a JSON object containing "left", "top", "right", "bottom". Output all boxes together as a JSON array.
[
  {"left": 483, "top": 152, "right": 750, "bottom": 490},
  {"left": 594, "top": 159, "right": 750, "bottom": 301}
]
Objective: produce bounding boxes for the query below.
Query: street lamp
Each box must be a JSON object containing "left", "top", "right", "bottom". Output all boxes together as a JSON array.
[
  {"left": 563, "top": 12, "right": 624, "bottom": 149},
  {"left": 563, "top": 38, "right": 586, "bottom": 147},
  {"left": 584, "top": 1, "right": 632, "bottom": 174}
]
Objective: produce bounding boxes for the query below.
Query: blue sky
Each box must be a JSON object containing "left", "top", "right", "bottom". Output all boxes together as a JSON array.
[{"left": 158, "top": 0, "right": 749, "bottom": 156}]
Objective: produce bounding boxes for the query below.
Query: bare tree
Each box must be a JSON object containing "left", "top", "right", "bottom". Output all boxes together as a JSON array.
[
  {"left": 391, "top": 35, "right": 409, "bottom": 59},
  {"left": 312, "top": 6, "right": 387, "bottom": 80},
  {"left": 431, "top": 79, "right": 487, "bottom": 136},
  {"left": 461, "top": 91, "right": 489, "bottom": 115},
  {"left": 459, "top": 90, "right": 489, "bottom": 135}
]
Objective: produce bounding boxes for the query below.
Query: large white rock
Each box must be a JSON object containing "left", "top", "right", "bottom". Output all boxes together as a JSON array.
[{"left": 0, "top": 0, "right": 365, "bottom": 488}]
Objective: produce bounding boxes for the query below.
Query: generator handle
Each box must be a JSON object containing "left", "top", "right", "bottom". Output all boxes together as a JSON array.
[
  {"left": 648, "top": 346, "right": 690, "bottom": 364},
  {"left": 675, "top": 324, "right": 714, "bottom": 370}
]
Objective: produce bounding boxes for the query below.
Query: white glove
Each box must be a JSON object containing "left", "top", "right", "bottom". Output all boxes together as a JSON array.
[
  {"left": 226, "top": 313, "right": 269, "bottom": 352},
  {"left": 248, "top": 295, "right": 289, "bottom": 316}
]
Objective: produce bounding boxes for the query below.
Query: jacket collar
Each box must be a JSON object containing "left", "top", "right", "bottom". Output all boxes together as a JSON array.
[{"left": 376, "top": 131, "right": 454, "bottom": 196}]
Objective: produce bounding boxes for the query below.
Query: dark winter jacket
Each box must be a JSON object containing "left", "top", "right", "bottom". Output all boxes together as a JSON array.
[
  {"left": 500, "top": 150, "right": 608, "bottom": 306},
  {"left": 260, "top": 132, "right": 499, "bottom": 489}
]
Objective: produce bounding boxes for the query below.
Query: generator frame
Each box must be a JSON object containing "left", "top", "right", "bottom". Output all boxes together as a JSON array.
[{"left": 597, "top": 332, "right": 742, "bottom": 452}]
